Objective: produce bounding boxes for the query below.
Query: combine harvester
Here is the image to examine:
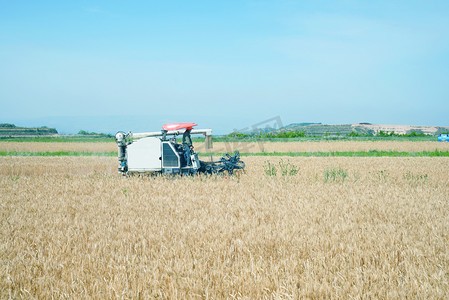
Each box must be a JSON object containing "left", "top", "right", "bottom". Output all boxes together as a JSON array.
[{"left": 115, "top": 123, "right": 245, "bottom": 176}]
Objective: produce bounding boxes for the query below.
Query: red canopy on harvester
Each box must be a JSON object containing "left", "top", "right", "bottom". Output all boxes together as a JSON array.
[{"left": 162, "top": 123, "right": 198, "bottom": 131}]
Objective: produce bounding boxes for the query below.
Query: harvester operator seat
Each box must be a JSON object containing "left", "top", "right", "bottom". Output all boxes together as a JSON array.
[{"left": 182, "top": 128, "right": 193, "bottom": 166}]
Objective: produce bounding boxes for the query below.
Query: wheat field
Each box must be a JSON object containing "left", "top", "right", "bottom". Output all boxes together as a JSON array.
[
  {"left": 1, "top": 154, "right": 448, "bottom": 298},
  {"left": 1, "top": 140, "right": 449, "bottom": 153}
]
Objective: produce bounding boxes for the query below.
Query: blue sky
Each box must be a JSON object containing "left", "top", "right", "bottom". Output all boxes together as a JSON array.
[{"left": 1, "top": 0, "right": 448, "bottom": 134}]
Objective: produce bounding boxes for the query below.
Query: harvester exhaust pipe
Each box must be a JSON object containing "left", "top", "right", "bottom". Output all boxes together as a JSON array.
[{"left": 205, "top": 135, "right": 213, "bottom": 150}]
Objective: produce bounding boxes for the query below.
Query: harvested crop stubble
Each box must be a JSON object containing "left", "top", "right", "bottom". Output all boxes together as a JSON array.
[
  {"left": 1, "top": 156, "right": 449, "bottom": 298},
  {"left": 196, "top": 141, "right": 449, "bottom": 153},
  {"left": 0, "top": 142, "right": 117, "bottom": 153}
]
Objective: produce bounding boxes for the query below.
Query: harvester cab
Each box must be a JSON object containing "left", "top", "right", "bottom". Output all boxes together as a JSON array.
[{"left": 115, "top": 123, "right": 244, "bottom": 176}]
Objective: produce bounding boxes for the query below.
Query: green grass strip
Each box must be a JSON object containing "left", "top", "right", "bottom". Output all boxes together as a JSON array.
[
  {"left": 0, "top": 136, "right": 438, "bottom": 143},
  {"left": 0, "top": 137, "right": 114, "bottom": 143},
  {"left": 1, "top": 150, "right": 448, "bottom": 157},
  {"left": 199, "top": 150, "right": 449, "bottom": 157}
]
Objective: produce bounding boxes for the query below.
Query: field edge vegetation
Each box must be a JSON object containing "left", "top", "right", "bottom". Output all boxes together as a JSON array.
[{"left": 2, "top": 150, "right": 449, "bottom": 157}]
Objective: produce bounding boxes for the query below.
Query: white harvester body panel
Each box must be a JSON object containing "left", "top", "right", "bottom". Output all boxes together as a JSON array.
[
  {"left": 127, "top": 137, "right": 161, "bottom": 172},
  {"left": 115, "top": 124, "right": 221, "bottom": 175}
]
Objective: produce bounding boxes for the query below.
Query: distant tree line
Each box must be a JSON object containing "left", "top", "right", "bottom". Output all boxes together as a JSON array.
[
  {"left": 77, "top": 130, "right": 113, "bottom": 138},
  {"left": 226, "top": 130, "right": 307, "bottom": 138},
  {"left": 0, "top": 123, "right": 58, "bottom": 135},
  {"left": 0, "top": 123, "right": 16, "bottom": 128},
  {"left": 348, "top": 130, "right": 429, "bottom": 137},
  {"left": 226, "top": 130, "right": 431, "bottom": 139}
]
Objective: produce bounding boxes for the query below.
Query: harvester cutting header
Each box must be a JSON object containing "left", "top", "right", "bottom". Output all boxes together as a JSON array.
[{"left": 115, "top": 123, "right": 245, "bottom": 176}]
